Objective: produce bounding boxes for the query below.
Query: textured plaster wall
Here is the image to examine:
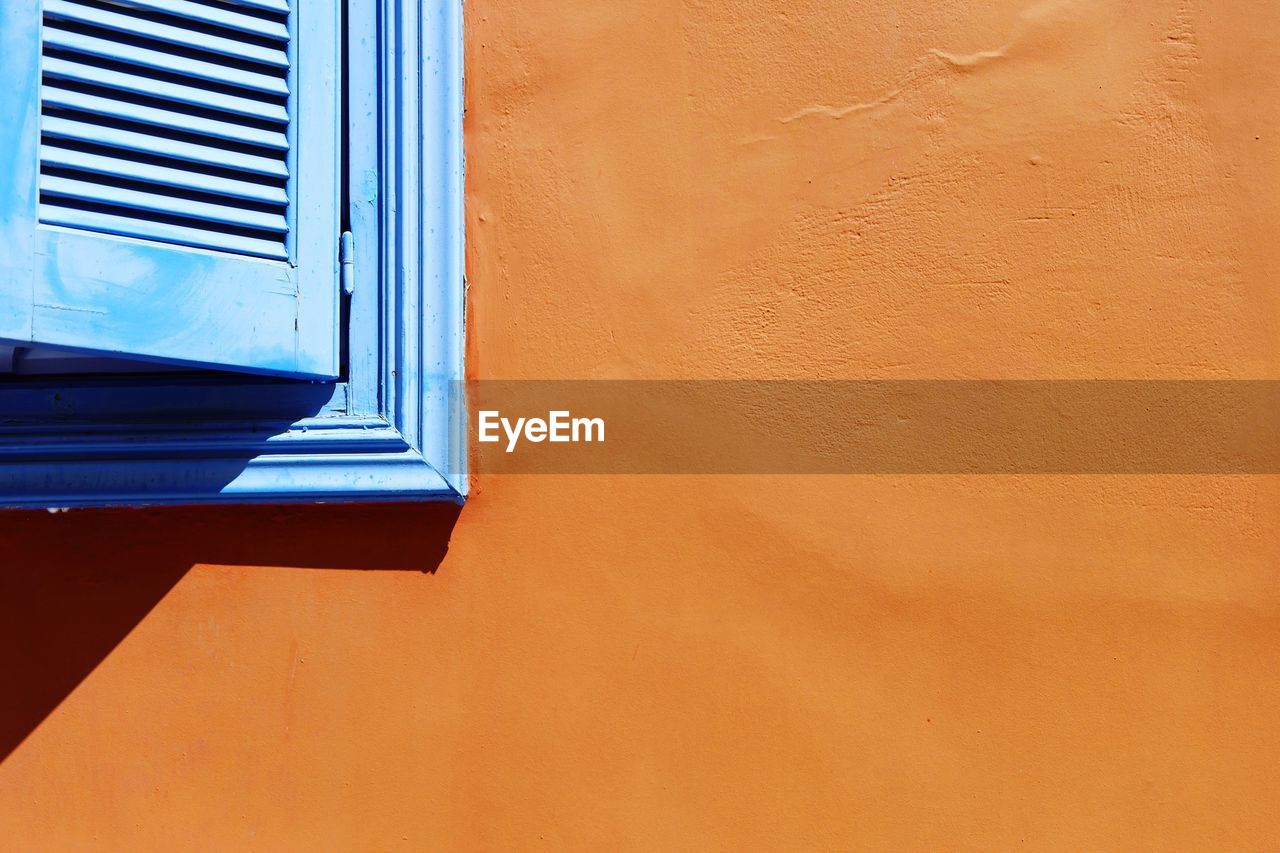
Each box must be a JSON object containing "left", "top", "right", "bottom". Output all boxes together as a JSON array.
[{"left": 1, "top": 0, "right": 1278, "bottom": 849}]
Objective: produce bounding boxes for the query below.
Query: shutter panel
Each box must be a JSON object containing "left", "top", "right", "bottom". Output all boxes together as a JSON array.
[{"left": 0, "top": 0, "right": 339, "bottom": 379}]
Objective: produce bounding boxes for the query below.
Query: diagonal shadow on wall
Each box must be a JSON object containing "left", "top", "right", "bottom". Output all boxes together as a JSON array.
[{"left": 0, "top": 501, "right": 461, "bottom": 763}]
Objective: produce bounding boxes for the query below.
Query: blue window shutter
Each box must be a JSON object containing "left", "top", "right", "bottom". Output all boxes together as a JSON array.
[{"left": 0, "top": 0, "right": 339, "bottom": 379}]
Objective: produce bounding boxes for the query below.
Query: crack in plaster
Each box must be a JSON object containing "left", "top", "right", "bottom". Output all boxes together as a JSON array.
[{"left": 774, "top": 0, "right": 1080, "bottom": 125}]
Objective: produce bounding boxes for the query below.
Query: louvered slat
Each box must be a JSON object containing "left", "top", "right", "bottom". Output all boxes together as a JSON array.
[
  {"left": 220, "top": 0, "right": 291, "bottom": 13},
  {"left": 43, "top": 86, "right": 289, "bottom": 151},
  {"left": 103, "top": 0, "right": 289, "bottom": 41},
  {"left": 44, "top": 28, "right": 290, "bottom": 96},
  {"left": 39, "top": 0, "right": 292, "bottom": 262},
  {"left": 42, "top": 175, "right": 289, "bottom": 234},
  {"left": 40, "top": 206, "right": 290, "bottom": 260},
  {"left": 43, "top": 57, "right": 289, "bottom": 124},
  {"left": 43, "top": 0, "right": 289, "bottom": 68},
  {"left": 42, "top": 147, "right": 289, "bottom": 206},
  {"left": 43, "top": 116, "right": 289, "bottom": 178}
]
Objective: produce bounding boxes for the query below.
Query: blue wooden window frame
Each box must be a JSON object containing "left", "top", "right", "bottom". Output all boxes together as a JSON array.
[{"left": 0, "top": 0, "right": 466, "bottom": 507}]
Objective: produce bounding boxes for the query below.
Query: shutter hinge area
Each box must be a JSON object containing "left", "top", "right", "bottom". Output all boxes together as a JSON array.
[{"left": 339, "top": 231, "right": 355, "bottom": 296}]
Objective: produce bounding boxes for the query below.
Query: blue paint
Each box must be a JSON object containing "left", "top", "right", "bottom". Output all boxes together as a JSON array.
[
  {"left": 0, "top": 0, "right": 39, "bottom": 344},
  {"left": 0, "top": 0, "right": 466, "bottom": 506},
  {"left": 43, "top": 1, "right": 291, "bottom": 68},
  {"left": 5, "top": 0, "right": 339, "bottom": 377}
]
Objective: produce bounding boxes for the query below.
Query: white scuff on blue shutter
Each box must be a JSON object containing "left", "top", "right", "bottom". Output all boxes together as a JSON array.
[{"left": 0, "top": 0, "right": 340, "bottom": 379}]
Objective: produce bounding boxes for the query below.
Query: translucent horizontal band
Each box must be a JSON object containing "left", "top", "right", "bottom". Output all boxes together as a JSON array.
[{"left": 459, "top": 380, "right": 1280, "bottom": 475}]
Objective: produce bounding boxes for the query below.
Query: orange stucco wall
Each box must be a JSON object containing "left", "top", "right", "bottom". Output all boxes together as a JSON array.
[{"left": 2, "top": 0, "right": 1279, "bottom": 848}]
